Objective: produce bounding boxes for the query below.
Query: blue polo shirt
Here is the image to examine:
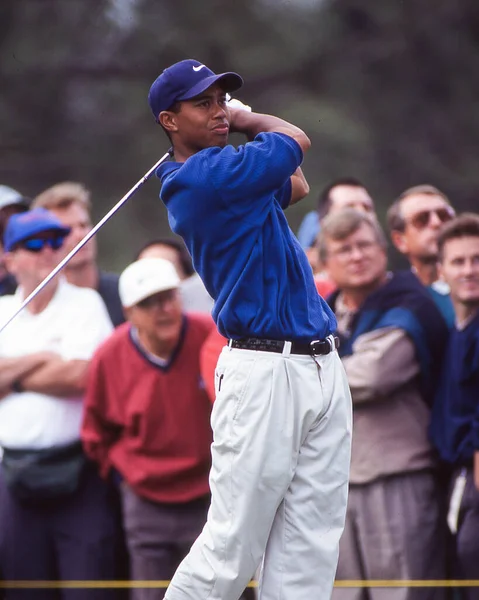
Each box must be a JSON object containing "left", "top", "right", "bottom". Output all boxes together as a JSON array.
[{"left": 157, "top": 132, "right": 336, "bottom": 341}]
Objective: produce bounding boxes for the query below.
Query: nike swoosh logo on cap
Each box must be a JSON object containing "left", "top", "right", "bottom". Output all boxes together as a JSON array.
[{"left": 193, "top": 65, "right": 205, "bottom": 72}]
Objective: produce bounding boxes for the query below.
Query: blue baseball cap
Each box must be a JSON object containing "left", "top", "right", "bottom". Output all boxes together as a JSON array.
[
  {"left": 148, "top": 59, "right": 243, "bottom": 121},
  {"left": 3, "top": 208, "right": 71, "bottom": 252}
]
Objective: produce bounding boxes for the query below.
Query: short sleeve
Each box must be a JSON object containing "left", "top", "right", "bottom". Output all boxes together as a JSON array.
[{"left": 207, "top": 132, "right": 303, "bottom": 201}]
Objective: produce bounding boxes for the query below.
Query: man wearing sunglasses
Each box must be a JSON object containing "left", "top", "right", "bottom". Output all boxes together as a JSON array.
[
  {"left": 32, "top": 182, "right": 125, "bottom": 327},
  {"left": 387, "top": 185, "right": 456, "bottom": 327},
  {"left": 0, "top": 208, "right": 121, "bottom": 597}
]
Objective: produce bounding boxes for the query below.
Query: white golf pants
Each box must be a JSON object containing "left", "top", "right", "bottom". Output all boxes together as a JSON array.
[{"left": 165, "top": 344, "right": 352, "bottom": 600}]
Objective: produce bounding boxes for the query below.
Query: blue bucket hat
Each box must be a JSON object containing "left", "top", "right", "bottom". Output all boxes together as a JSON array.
[
  {"left": 148, "top": 59, "right": 243, "bottom": 121},
  {"left": 3, "top": 208, "right": 71, "bottom": 252}
]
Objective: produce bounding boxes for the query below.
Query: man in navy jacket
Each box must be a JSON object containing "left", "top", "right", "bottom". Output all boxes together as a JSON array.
[{"left": 430, "top": 213, "right": 479, "bottom": 599}]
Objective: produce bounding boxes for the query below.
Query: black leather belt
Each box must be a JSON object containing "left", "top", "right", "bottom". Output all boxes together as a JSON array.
[{"left": 228, "top": 335, "right": 339, "bottom": 356}]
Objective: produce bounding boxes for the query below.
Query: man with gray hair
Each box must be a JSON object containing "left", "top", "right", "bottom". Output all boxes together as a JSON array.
[
  {"left": 319, "top": 209, "right": 448, "bottom": 600},
  {"left": 387, "top": 184, "right": 456, "bottom": 326}
]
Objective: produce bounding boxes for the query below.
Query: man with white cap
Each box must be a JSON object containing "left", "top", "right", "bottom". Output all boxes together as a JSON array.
[
  {"left": 0, "top": 184, "right": 30, "bottom": 296},
  {"left": 82, "top": 257, "right": 215, "bottom": 600}
]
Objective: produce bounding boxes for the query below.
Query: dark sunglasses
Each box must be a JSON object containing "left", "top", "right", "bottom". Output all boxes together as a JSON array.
[
  {"left": 19, "top": 236, "right": 65, "bottom": 253},
  {"left": 407, "top": 207, "right": 454, "bottom": 230}
]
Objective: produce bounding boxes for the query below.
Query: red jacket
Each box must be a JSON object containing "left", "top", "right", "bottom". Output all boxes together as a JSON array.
[
  {"left": 200, "top": 328, "right": 228, "bottom": 403},
  {"left": 82, "top": 314, "right": 214, "bottom": 504}
]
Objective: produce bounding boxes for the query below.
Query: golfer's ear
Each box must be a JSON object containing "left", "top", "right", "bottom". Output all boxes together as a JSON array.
[{"left": 159, "top": 110, "right": 178, "bottom": 133}]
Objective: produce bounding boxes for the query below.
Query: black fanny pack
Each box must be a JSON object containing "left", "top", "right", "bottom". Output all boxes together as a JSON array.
[{"left": 1, "top": 440, "right": 86, "bottom": 504}]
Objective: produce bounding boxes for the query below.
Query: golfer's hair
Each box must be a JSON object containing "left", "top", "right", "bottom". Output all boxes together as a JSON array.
[
  {"left": 32, "top": 182, "right": 91, "bottom": 213},
  {"left": 437, "top": 213, "right": 479, "bottom": 261},
  {"left": 387, "top": 184, "right": 451, "bottom": 233},
  {"left": 318, "top": 208, "right": 387, "bottom": 263},
  {"left": 317, "top": 177, "right": 367, "bottom": 220},
  {"left": 135, "top": 237, "right": 194, "bottom": 278}
]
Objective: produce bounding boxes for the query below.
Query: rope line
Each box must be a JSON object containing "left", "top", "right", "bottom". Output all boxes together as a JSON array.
[{"left": 1, "top": 580, "right": 479, "bottom": 589}]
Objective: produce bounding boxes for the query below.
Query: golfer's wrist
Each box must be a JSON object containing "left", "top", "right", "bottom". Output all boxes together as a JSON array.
[{"left": 228, "top": 107, "right": 252, "bottom": 135}]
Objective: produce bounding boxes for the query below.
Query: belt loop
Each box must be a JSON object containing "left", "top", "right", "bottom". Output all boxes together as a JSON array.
[
  {"left": 282, "top": 341, "right": 292, "bottom": 357},
  {"left": 228, "top": 339, "right": 233, "bottom": 351},
  {"left": 327, "top": 335, "right": 335, "bottom": 353}
]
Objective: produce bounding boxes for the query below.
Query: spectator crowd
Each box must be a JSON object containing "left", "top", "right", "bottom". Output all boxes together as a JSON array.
[{"left": 0, "top": 178, "right": 478, "bottom": 600}]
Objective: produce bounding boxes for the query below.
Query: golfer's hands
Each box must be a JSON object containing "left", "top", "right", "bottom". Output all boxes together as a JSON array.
[
  {"left": 226, "top": 103, "right": 310, "bottom": 152},
  {"left": 226, "top": 93, "right": 251, "bottom": 113},
  {"left": 227, "top": 94, "right": 254, "bottom": 137},
  {"left": 474, "top": 451, "right": 479, "bottom": 491}
]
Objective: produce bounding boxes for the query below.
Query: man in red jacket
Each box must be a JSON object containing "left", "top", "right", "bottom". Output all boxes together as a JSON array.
[{"left": 82, "top": 257, "right": 214, "bottom": 600}]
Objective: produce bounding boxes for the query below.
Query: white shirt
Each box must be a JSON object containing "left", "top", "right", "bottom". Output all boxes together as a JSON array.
[
  {"left": 0, "top": 279, "right": 113, "bottom": 449},
  {"left": 431, "top": 279, "right": 450, "bottom": 295},
  {"left": 181, "top": 273, "right": 214, "bottom": 314}
]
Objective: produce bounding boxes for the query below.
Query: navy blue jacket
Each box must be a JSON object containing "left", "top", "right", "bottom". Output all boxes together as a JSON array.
[{"left": 430, "top": 311, "right": 479, "bottom": 466}]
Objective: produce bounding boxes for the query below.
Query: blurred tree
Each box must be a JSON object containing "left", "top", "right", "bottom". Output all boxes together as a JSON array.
[{"left": 0, "top": 0, "right": 478, "bottom": 270}]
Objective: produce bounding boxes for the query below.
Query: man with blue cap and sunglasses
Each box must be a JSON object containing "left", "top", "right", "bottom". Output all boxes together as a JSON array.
[
  {"left": 0, "top": 208, "right": 121, "bottom": 594},
  {"left": 148, "top": 59, "right": 352, "bottom": 600}
]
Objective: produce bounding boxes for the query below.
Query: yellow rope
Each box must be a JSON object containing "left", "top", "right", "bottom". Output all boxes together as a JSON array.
[{"left": 1, "top": 580, "right": 479, "bottom": 589}]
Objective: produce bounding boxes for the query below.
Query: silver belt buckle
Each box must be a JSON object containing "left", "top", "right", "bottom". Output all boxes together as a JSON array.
[
  {"left": 309, "top": 339, "right": 323, "bottom": 355},
  {"left": 309, "top": 335, "right": 335, "bottom": 355}
]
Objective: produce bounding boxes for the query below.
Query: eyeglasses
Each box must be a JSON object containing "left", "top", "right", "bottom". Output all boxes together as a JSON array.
[
  {"left": 19, "top": 236, "right": 65, "bottom": 253},
  {"left": 407, "top": 207, "right": 455, "bottom": 230},
  {"left": 330, "top": 239, "right": 378, "bottom": 260}
]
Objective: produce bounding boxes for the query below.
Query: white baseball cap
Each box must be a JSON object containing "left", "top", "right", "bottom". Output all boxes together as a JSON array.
[
  {"left": 0, "top": 185, "right": 30, "bottom": 211},
  {"left": 119, "top": 258, "right": 181, "bottom": 308}
]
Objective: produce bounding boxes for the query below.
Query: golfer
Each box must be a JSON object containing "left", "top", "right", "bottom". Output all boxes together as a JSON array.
[{"left": 148, "top": 59, "right": 352, "bottom": 600}]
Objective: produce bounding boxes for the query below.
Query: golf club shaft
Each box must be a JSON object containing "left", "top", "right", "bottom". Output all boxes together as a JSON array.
[{"left": 0, "top": 150, "right": 172, "bottom": 335}]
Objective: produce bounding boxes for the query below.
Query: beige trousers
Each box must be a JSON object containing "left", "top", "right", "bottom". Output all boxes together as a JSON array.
[{"left": 165, "top": 345, "right": 352, "bottom": 600}]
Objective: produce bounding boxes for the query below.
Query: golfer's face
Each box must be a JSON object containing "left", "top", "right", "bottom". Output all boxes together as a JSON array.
[{"left": 176, "top": 84, "right": 230, "bottom": 151}]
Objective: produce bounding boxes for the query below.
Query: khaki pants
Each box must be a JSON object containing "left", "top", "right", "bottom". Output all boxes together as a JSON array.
[{"left": 165, "top": 346, "right": 352, "bottom": 600}]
